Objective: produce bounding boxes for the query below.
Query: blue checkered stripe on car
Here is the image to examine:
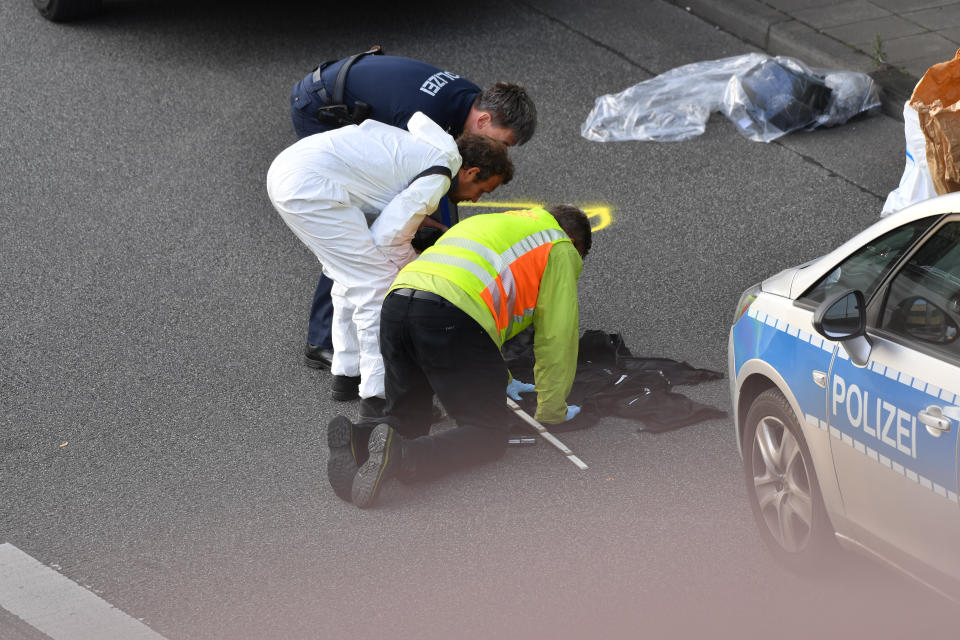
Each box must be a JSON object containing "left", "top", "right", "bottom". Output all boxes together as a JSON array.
[
  {"left": 747, "top": 306, "right": 960, "bottom": 506},
  {"left": 747, "top": 306, "right": 836, "bottom": 354}
]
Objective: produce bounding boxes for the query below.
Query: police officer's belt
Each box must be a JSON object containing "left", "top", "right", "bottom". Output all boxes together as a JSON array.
[{"left": 312, "top": 45, "right": 384, "bottom": 127}]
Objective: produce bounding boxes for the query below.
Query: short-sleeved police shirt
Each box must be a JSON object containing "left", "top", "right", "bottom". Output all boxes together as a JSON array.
[{"left": 291, "top": 55, "right": 480, "bottom": 138}]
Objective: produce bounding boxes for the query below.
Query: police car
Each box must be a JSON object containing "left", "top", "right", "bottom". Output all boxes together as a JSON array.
[{"left": 729, "top": 192, "right": 960, "bottom": 597}]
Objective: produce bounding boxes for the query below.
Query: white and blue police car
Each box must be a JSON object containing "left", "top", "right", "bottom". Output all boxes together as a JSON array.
[{"left": 729, "top": 192, "right": 960, "bottom": 597}]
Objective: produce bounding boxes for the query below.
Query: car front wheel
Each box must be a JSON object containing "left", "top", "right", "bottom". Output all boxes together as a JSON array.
[
  {"left": 34, "top": 0, "right": 103, "bottom": 21},
  {"left": 743, "top": 388, "right": 835, "bottom": 570}
]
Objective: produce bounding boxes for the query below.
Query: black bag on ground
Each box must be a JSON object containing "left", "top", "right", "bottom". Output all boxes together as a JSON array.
[{"left": 503, "top": 329, "right": 726, "bottom": 433}]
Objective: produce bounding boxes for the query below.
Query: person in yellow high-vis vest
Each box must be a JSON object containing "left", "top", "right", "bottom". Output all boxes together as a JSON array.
[{"left": 325, "top": 205, "right": 591, "bottom": 507}]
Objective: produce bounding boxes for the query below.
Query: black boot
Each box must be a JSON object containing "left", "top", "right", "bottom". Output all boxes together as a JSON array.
[
  {"left": 331, "top": 375, "right": 360, "bottom": 401},
  {"left": 326, "top": 415, "right": 372, "bottom": 502},
  {"left": 358, "top": 396, "right": 386, "bottom": 422},
  {"left": 304, "top": 344, "right": 334, "bottom": 370},
  {"left": 351, "top": 423, "right": 404, "bottom": 509}
]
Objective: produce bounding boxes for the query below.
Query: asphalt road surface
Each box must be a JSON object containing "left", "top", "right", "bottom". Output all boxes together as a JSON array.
[{"left": 2, "top": 0, "right": 957, "bottom": 638}]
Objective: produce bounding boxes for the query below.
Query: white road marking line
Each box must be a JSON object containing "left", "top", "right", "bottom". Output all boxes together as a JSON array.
[{"left": 0, "top": 544, "right": 167, "bottom": 640}]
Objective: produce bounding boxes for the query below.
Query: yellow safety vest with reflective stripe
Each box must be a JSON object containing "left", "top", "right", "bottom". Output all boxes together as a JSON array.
[
  {"left": 398, "top": 209, "right": 572, "bottom": 343},
  {"left": 390, "top": 209, "right": 583, "bottom": 424}
]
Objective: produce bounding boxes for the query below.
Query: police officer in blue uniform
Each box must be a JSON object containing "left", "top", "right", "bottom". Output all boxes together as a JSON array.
[{"left": 288, "top": 49, "right": 537, "bottom": 372}]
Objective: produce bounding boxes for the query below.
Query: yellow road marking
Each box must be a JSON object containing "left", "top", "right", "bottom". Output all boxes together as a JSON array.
[
  {"left": 458, "top": 202, "right": 614, "bottom": 231},
  {"left": 459, "top": 201, "right": 544, "bottom": 209}
]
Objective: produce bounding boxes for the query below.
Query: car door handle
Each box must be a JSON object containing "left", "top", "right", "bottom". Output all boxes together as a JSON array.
[{"left": 919, "top": 406, "right": 952, "bottom": 437}]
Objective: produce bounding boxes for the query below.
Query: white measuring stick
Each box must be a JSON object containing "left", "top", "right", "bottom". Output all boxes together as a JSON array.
[{"left": 507, "top": 397, "right": 589, "bottom": 470}]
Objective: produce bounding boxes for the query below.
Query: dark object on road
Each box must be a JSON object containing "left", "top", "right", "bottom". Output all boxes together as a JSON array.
[
  {"left": 34, "top": 0, "right": 102, "bottom": 21},
  {"left": 738, "top": 59, "right": 832, "bottom": 135},
  {"left": 503, "top": 329, "right": 726, "bottom": 433}
]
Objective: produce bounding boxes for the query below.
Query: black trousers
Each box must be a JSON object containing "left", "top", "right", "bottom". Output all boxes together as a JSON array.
[{"left": 380, "top": 291, "right": 510, "bottom": 481}]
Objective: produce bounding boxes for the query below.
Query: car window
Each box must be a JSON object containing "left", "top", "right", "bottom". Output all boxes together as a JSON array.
[
  {"left": 799, "top": 218, "right": 934, "bottom": 306},
  {"left": 880, "top": 221, "right": 960, "bottom": 357}
]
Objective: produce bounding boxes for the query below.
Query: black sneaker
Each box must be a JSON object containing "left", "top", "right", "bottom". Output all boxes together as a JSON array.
[
  {"left": 351, "top": 423, "right": 402, "bottom": 509},
  {"left": 358, "top": 396, "right": 387, "bottom": 422},
  {"left": 331, "top": 375, "right": 360, "bottom": 401}
]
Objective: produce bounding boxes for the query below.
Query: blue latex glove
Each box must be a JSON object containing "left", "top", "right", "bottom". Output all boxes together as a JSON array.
[
  {"left": 506, "top": 378, "right": 536, "bottom": 400},
  {"left": 565, "top": 405, "right": 581, "bottom": 421}
]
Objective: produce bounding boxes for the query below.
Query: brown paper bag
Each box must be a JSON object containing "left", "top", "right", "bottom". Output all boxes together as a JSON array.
[{"left": 911, "top": 48, "right": 960, "bottom": 195}]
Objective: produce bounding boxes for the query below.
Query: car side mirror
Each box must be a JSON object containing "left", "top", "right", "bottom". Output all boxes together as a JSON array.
[{"left": 813, "top": 289, "right": 872, "bottom": 366}]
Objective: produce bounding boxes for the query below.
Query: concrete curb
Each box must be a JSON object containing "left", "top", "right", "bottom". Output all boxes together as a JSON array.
[{"left": 666, "top": 0, "right": 918, "bottom": 119}]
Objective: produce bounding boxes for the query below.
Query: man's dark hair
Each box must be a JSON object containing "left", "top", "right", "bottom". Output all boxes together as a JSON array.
[
  {"left": 474, "top": 83, "right": 537, "bottom": 146},
  {"left": 457, "top": 134, "right": 515, "bottom": 184},
  {"left": 548, "top": 205, "right": 592, "bottom": 258}
]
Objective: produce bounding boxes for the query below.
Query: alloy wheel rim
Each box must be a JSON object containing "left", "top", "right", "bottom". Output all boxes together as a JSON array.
[{"left": 751, "top": 416, "right": 814, "bottom": 553}]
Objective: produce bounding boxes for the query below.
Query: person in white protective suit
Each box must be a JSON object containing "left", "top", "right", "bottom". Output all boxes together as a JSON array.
[{"left": 266, "top": 112, "right": 513, "bottom": 420}]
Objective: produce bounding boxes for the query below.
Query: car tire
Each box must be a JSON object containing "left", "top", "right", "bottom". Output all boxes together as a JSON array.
[
  {"left": 34, "top": 0, "right": 103, "bottom": 22},
  {"left": 742, "top": 388, "right": 836, "bottom": 571}
]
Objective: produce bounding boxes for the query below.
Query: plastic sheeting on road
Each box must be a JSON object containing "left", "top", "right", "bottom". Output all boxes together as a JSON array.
[{"left": 581, "top": 53, "right": 880, "bottom": 143}]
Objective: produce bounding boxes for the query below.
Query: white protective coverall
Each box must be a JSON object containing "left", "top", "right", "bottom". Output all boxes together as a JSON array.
[{"left": 266, "top": 112, "right": 462, "bottom": 399}]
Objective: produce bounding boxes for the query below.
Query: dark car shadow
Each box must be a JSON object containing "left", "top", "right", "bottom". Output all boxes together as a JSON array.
[{"left": 81, "top": 0, "right": 503, "bottom": 34}]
